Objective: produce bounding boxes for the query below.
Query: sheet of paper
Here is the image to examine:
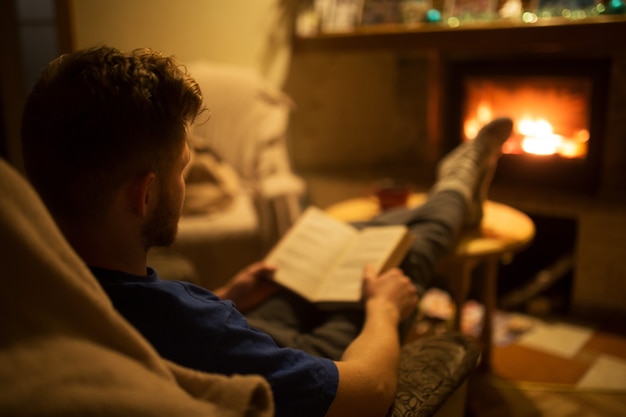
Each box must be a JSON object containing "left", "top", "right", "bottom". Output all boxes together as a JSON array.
[
  {"left": 517, "top": 320, "right": 593, "bottom": 358},
  {"left": 577, "top": 354, "right": 626, "bottom": 391}
]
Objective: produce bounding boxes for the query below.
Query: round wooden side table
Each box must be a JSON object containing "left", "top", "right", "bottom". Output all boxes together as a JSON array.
[{"left": 325, "top": 193, "right": 535, "bottom": 370}]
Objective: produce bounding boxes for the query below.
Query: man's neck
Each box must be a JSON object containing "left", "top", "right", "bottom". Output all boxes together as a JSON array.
[{"left": 61, "top": 220, "right": 148, "bottom": 277}]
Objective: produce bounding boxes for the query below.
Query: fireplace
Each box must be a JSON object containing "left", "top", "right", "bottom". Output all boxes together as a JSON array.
[{"left": 444, "top": 56, "right": 611, "bottom": 194}]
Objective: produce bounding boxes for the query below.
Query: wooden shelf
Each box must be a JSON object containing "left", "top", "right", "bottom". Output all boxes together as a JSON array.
[{"left": 294, "top": 15, "right": 626, "bottom": 53}]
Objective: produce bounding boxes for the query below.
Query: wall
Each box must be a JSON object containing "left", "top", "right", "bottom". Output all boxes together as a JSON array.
[
  {"left": 1, "top": 0, "right": 62, "bottom": 170},
  {"left": 285, "top": 50, "right": 436, "bottom": 184},
  {"left": 69, "top": 0, "right": 291, "bottom": 87},
  {"left": 1, "top": 1, "right": 293, "bottom": 170}
]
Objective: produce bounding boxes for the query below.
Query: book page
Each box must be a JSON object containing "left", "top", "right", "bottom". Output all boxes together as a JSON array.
[
  {"left": 315, "top": 226, "right": 410, "bottom": 302},
  {"left": 265, "top": 207, "right": 357, "bottom": 300}
]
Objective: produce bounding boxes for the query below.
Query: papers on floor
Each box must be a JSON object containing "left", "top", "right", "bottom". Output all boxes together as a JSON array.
[
  {"left": 577, "top": 354, "right": 626, "bottom": 391},
  {"left": 516, "top": 320, "right": 593, "bottom": 358}
]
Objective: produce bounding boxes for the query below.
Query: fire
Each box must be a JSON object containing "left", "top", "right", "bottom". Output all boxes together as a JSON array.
[
  {"left": 519, "top": 119, "right": 560, "bottom": 155},
  {"left": 464, "top": 115, "right": 589, "bottom": 159},
  {"left": 462, "top": 78, "right": 592, "bottom": 160},
  {"left": 516, "top": 117, "right": 588, "bottom": 158}
]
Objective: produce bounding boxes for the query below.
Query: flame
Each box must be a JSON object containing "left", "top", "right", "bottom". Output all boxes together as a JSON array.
[
  {"left": 464, "top": 113, "right": 589, "bottom": 159},
  {"left": 521, "top": 134, "right": 561, "bottom": 155},
  {"left": 519, "top": 118, "right": 552, "bottom": 137},
  {"left": 517, "top": 118, "right": 588, "bottom": 158},
  {"left": 519, "top": 118, "right": 560, "bottom": 155},
  {"left": 462, "top": 78, "right": 591, "bottom": 159}
]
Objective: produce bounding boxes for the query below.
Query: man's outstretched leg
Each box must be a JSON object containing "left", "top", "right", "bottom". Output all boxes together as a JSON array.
[
  {"left": 247, "top": 118, "right": 513, "bottom": 359},
  {"left": 366, "top": 117, "right": 514, "bottom": 293}
]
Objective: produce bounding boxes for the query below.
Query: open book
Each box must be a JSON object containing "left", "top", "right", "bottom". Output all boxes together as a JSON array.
[{"left": 264, "top": 206, "right": 414, "bottom": 308}]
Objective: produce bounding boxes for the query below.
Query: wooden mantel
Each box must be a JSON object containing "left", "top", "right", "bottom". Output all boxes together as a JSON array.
[
  {"left": 292, "top": 14, "right": 626, "bottom": 162},
  {"left": 293, "top": 15, "right": 626, "bottom": 53}
]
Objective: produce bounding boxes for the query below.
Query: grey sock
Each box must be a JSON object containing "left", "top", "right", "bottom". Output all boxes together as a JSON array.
[{"left": 431, "top": 117, "right": 513, "bottom": 228}]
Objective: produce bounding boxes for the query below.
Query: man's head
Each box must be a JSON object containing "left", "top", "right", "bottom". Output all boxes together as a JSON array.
[{"left": 21, "top": 46, "right": 203, "bottom": 249}]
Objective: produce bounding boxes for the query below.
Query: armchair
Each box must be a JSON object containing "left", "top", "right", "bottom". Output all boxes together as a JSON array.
[
  {"left": 0, "top": 158, "right": 273, "bottom": 417},
  {"left": 152, "top": 62, "right": 306, "bottom": 289}
]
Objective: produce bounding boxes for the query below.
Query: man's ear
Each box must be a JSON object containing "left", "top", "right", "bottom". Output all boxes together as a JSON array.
[{"left": 130, "top": 172, "right": 157, "bottom": 216}]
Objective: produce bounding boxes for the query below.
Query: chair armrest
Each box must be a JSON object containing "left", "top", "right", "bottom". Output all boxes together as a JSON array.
[
  {"left": 388, "top": 334, "right": 480, "bottom": 417},
  {"left": 256, "top": 173, "right": 306, "bottom": 250}
]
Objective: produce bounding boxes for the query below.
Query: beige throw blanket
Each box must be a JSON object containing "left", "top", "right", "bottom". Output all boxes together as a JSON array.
[{"left": 0, "top": 158, "right": 274, "bottom": 417}]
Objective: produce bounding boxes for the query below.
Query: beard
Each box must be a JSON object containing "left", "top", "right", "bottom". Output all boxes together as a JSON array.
[{"left": 141, "top": 186, "right": 180, "bottom": 250}]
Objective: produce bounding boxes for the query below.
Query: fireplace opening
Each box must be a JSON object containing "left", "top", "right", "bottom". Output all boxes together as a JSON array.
[
  {"left": 464, "top": 76, "right": 591, "bottom": 159},
  {"left": 444, "top": 57, "right": 610, "bottom": 193},
  {"left": 497, "top": 213, "right": 577, "bottom": 316}
]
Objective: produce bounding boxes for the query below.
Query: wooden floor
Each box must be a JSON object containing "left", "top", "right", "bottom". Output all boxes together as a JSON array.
[
  {"left": 493, "top": 321, "right": 626, "bottom": 383},
  {"left": 466, "top": 319, "right": 626, "bottom": 417},
  {"left": 466, "top": 372, "right": 626, "bottom": 417}
]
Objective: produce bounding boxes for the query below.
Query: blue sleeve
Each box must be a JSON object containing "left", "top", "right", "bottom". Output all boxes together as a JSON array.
[{"left": 102, "top": 279, "right": 338, "bottom": 417}]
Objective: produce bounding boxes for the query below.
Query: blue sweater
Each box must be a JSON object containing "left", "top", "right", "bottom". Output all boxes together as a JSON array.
[{"left": 92, "top": 266, "right": 338, "bottom": 417}]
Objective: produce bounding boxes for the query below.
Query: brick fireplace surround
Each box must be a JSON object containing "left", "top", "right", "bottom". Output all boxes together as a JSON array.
[{"left": 286, "top": 17, "right": 626, "bottom": 320}]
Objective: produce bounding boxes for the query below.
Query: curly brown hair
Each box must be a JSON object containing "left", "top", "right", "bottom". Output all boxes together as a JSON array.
[{"left": 21, "top": 46, "right": 204, "bottom": 225}]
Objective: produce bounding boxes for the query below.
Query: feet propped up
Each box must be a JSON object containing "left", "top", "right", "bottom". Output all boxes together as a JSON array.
[{"left": 432, "top": 117, "right": 514, "bottom": 229}]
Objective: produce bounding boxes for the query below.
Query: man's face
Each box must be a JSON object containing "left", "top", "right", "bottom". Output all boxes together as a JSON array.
[{"left": 141, "top": 138, "right": 190, "bottom": 250}]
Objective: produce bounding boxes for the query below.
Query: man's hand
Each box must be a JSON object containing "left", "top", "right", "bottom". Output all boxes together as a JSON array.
[
  {"left": 327, "top": 265, "right": 419, "bottom": 417},
  {"left": 362, "top": 264, "right": 418, "bottom": 322},
  {"left": 213, "top": 262, "right": 279, "bottom": 313}
]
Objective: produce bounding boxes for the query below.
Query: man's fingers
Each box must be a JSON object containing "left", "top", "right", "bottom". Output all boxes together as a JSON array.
[{"left": 364, "top": 264, "right": 378, "bottom": 279}]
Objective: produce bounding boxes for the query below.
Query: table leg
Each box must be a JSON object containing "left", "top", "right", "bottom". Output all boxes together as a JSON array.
[
  {"left": 448, "top": 260, "right": 474, "bottom": 332},
  {"left": 477, "top": 255, "right": 499, "bottom": 371}
]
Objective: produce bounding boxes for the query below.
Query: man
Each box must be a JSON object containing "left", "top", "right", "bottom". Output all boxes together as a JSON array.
[{"left": 21, "top": 46, "right": 512, "bottom": 417}]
